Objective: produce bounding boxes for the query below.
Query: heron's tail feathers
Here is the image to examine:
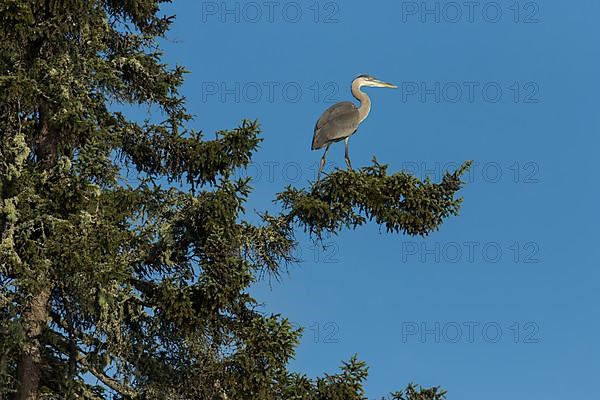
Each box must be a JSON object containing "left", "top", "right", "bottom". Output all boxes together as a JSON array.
[{"left": 311, "top": 130, "right": 326, "bottom": 150}]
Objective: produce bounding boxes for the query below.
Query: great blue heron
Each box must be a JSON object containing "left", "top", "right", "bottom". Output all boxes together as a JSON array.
[{"left": 311, "top": 74, "right": 397, "bottom": 180}]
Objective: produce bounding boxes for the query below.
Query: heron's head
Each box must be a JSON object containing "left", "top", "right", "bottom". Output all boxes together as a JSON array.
[{"left": 353, "top": 74, "right": 397, "bottom": 89}]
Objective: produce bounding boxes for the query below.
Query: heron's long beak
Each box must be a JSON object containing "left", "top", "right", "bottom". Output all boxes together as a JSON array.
[{"left": 374, "top": 79, "right": 397, "bottom": 88}]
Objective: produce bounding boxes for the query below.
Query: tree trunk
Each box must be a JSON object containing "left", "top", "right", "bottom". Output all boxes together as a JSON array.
[
  {"left": 13, "top": 93, "right": 55, "bottom": 400},
  {"left": 13, "top": 19, "right": 55, "bottom": 400},
  {"left": 13, "top": 287, "right": 51, "bottom": 400}
]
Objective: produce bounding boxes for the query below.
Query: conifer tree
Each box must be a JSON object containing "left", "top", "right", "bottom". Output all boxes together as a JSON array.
[{"left": 0, "top": 1, "right": 470, "bottom": 399}]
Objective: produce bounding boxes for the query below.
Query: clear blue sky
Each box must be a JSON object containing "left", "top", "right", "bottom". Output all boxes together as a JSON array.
[{"left": 157, "top": 1, "right": 599, "bottom": 398}]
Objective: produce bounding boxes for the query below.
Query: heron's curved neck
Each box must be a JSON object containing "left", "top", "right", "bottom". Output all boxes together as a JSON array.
[{"left": 352, "top": 81, "right": 371, "bottom": 123}]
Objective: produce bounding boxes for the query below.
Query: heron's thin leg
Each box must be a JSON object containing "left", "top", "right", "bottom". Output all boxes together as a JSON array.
[
  {"left": 344, "top": 138, "right": 352, "bottom": 171},
  {"left": 317, "top": 144, "right": 331, "bottom": 181}
]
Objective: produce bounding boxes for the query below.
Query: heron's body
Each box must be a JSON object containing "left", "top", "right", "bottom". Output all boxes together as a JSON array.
[
  {"left": 311, "top": 75, "right": 396, "bottom": 180},
  {"left": 312, "top": 102, "right": 360, "bottom": 150}
]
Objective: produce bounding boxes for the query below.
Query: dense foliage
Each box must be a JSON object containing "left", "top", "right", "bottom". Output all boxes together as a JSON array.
[{"left": 0, "top": 1, "right": 469, "bottom": 399}]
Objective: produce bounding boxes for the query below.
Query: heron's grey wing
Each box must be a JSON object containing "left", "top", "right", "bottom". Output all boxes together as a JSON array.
[
  {"left": 314, "top": 102, "right": 357, "bottom": 130},
  {"left": 312, "top": 102, "right": 359, "bottom": 150}
]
